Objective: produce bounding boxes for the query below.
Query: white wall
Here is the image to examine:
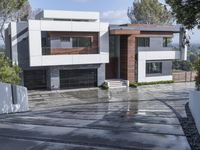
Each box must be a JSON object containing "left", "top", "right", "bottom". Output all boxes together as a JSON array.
[
  {"left": 36, "top": 10, "right": 100, "bottom": 22},
  {"left": 28, "top": 20, "right": 109, "bottom": 67},
  {"left": 189, "top": 91, "right": 200, "bottom": 134},
  {"left": 137, "top": 37, "right": 180, "bottom": 82},
  {"left": 0, "top": 82, "right": 29, "bottom": 114}
]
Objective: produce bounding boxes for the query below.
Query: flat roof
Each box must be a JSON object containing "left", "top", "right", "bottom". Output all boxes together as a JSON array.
[
  {"left": 110, "top": 24, "right": 182, "bottom": 33},
  {"left": 35, "top": 10, "right": 100, "bottom": 22}
]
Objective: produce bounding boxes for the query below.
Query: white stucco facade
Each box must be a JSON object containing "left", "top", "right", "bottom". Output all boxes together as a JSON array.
[
  {"left": 28, "top": 12, "right": 109, "bottom": 67},
  {"left": 137, "top": 37, "right": 181, "bottom": 82}
]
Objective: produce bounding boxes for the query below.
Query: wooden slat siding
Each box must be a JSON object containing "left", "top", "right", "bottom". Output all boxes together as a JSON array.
[
  {"left": 120, "top": 35, "right": 135, "bottom": 82},
  {"left": 48, "top": 32, "right": 99, "bottom": 55},
  {"left": 173, "top": 71, "right": 196, "bottom": 82},
  {"left": 110, "top": 30, "right": 140, "bottom": 35}
]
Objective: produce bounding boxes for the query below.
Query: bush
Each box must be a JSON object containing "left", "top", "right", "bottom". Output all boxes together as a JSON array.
[
  {"left": 129, "top": 82, "right": 138, "bottom": 88},
  {"left": 0, "top": 54, "right": 21, "bottom": 84},
  {"left": 130, "top": 80, "right": 174, "bottom": 87},
  {"left": 194, "top": 57, "right": 200, "bottom": 91},
  {"left": 100, "top": 82, "right": 109, "bottom": 90}
]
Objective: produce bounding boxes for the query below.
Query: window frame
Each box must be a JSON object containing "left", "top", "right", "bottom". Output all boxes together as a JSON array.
[
  {"left": 146, "top": 61, "right": 163, "bottom": 76},
  {"left": 163, "top": 37, "right": 172, "bottom": 47},
  {"left": 137, "top": 37, "right": 150, "bottom": 47}
]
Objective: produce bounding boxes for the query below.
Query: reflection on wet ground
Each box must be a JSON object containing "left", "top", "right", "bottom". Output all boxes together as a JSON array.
[{"left": 0, "top": 82, "right": 194, "bottom": 150}]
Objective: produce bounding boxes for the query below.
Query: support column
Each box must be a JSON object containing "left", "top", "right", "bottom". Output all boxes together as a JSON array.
[
  {"left": 97, "top": 64, "right": 105, "bottom": 86},
  {"left": 47, "top": 67, "right": 60, "bottom": 90},
  {"left": 120, "top": 35, "right": 135, "bottom": 82}
]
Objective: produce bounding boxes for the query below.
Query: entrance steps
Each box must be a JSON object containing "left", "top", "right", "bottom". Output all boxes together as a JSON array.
[{"left": 106, "top": 79, "right": 129, "bottom": 89}]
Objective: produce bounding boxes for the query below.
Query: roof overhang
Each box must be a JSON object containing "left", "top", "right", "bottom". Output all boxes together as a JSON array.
[{"left": 110, "top": 29, "right": 140, "bottom": 35}]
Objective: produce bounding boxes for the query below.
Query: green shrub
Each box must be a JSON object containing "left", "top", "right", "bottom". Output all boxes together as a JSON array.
[
  {"left": 194, "top": 56, "right": 200, "bottom": 91},
  {"left": 130, "top": 80, "right": 174, "bottom": 87},
  {"left": 100, "top": 82, "right": 109, "bottom": 90},
  {"left": 0, "top": 54, "right": 21, "bottom": 84},
  {"left": 129, "top": 82, "right": 138, "bottom": 88}
]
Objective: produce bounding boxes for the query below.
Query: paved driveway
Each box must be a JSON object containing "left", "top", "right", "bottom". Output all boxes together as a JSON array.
[{"left": 0, "top": 83, "right": 194, "bottom": 150}]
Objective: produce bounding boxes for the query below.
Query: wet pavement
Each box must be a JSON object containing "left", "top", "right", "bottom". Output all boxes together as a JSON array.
[{"left": 0, "top": 82, "right": 195, "bottom": 150}]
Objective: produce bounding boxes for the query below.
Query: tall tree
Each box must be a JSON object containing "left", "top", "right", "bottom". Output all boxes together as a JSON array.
[
  {"left": 127, "top": 0, "right": 173, "bottom": 24},
  {"left": 166, "top": 0, "right": 200, "bottom": 29},
  {"left": 0, "top": 0, "right": 28, "bottom": 44}
]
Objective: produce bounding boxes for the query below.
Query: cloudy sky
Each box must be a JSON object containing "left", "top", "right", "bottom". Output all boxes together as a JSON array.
[
  {"left": 0, "top": 0, "right": 198, "bottom": 45},
  {"left": 28, "top": 0, "right": 199, "bottom": 44}
]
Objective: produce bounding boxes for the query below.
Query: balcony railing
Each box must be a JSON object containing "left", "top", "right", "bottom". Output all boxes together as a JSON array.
[{"left": 42, "top": 47, "right": 99, "bottom": 55}]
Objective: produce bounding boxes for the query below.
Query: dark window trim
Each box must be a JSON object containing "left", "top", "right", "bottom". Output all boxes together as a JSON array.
[
  {"left": 146, "top": 61, "right": 162, "bottom": 76},
  {"left": 163, "top": 37, "right": 172, "bottom": 47},
  {"left": 137, "top": 37, "right": 150, "bottom": 47}
]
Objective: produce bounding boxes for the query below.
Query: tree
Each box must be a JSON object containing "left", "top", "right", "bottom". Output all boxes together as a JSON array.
[
  {"left": 14, "top": 1, "right": 32, "bottom": 21},
  {"left": 0, "top": 0, "right": 28, "bottom": 44},
  {"left": 194, "top": 56, "right": 200, "bottom": 90},
  {"left": 166, "top": 0, "right": 200, "bottom": 29},
  {"left": 127, "top": 0, "right": 173, "bottom": 24},
  {"left": 0, "top": 54, "right": 21, "bottom": 84}
]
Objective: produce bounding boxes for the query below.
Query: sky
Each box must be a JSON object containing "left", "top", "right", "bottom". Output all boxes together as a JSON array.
[
  {"left": 28, "top": 0, "right": 199, "bottom": 44},
  {"left": 1, "top": 0, "right": 199, "bottom": 45}
]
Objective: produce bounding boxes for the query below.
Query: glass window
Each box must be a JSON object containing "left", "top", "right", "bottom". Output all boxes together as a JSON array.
[
  {"left": 146, "top": 61, "right": 162, "bottom": 74},
  {"left": 72, "top": 37, "right": 92, "bottom": 48},
  {"left": 138, "top": 37, "right": 150, "bottom": 47},
  {"left": 163, "top": 37, "right": 172, "bottom": 47},
  {"left": 60, "top": 37, "right": 72, "bottom": 48}
]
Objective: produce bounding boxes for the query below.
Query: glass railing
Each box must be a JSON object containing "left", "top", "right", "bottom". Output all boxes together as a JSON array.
[{"left": 42, "top": 47, "right": 99, "bottom": 55}]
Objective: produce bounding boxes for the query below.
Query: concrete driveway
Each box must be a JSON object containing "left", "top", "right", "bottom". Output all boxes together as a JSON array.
[{"left": 0, "top": 83, "right": 194, "bottom": 150}]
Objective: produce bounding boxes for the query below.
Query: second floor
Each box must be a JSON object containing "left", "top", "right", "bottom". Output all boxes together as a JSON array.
[
  {"left": 5, "top": 10, "right": 188, "bottom": 68},
  {"left": 5, "top": 10, "right": 109, "bottom": 67}
]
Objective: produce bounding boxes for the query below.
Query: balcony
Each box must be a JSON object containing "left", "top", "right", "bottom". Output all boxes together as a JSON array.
[{"left": 42, "top": 47, "right": 99, "bottom": 55}]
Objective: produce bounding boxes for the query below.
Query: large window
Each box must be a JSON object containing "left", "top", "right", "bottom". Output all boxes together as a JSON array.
[
  {"left": 163, "top": 37, "right": 172, "bottom": 47},
  {"left": 50, "top": 36, "right": 92, "bottom": 49},
  {"left": 72, "top": 37, "right": 92, "bottom": 48},
  {"left": 41, "top": 31, "right": 98, "bottom": 55},
  {"left": 138, "top": 37, "right": 150, "bottom": 47},
  {"left": 146, "top": 61, "right": 162, "bottom": 74}
]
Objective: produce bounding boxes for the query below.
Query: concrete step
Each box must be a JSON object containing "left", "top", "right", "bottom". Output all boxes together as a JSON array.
[{"left": 106, "top": 79, "right": 128, "bottom": 89}]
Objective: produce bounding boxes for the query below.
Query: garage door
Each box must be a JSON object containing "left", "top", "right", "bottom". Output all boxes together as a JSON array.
[
  {"left": 60, "top": 69, "right": 97, "bottom": 89},
  {"left": 23, "top": 70, "right": 47, "bottom": 90}
]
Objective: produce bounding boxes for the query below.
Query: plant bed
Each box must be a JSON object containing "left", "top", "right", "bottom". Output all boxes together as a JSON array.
[
  {"left": 129, "top": 80, "right": 174, "bottom": 88},
  {"left": 100, "top": 82, "right": 109, "bottom": 90}
]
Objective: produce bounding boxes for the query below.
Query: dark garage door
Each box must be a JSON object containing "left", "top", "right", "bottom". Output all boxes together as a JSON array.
[
  {"left": 23, "top": 70, "right": 47, "bottom": 90},
  {"left": 60, "top": 69, "right": 97, "bottom": 89}
]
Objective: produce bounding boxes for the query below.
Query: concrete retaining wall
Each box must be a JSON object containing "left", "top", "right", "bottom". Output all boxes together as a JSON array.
[
  {"left": 189, "top": 90, "right": 200, "bottom": 134},
  {"left": 0, "top": 82, "right": 29, "bottom": 114}
]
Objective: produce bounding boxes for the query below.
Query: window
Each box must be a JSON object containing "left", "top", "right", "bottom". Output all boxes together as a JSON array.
[
  {"left": 72, "top": 37, "right": 92, "bottom": 48},
  {"left": 60, "top": 37, "right": 70, "bottom": 42},
  {"left": 138, "top": 37, "right": 150, "bottom": 47},
  {"left": 163, "top": 37, "right": 172, "bottom": 47},
  {"left": 146, "top": 61, "right": 162, "bottom": 74}
]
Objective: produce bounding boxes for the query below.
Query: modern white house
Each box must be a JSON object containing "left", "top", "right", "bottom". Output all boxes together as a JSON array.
[
  {"left": 5, "top": 10, "right": 109, "bottom": 90},
  {"left": 5, "top": 10, "right": 187, "bottom": 90}
]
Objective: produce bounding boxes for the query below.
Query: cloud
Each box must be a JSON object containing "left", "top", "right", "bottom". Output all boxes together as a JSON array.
[{"left": 101, "top": 10, "right": 129, "bottom": 24}]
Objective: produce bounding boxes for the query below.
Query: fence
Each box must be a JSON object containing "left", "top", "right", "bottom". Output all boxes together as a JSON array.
[{"left": 172, "top": 71, "right": 196, "bottom": 82}]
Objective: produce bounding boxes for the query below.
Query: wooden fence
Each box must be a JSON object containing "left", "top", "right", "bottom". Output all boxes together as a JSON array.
[{"left": 172, "top": 71, "right": 196, "bottom": 82}]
